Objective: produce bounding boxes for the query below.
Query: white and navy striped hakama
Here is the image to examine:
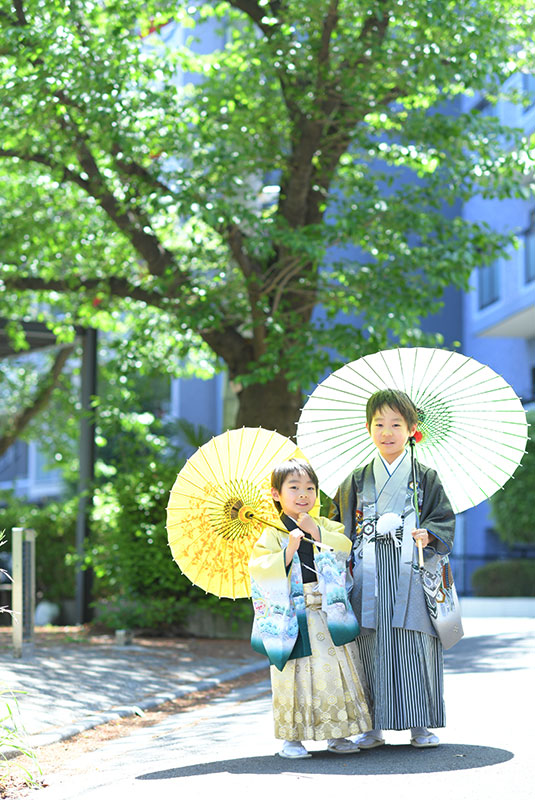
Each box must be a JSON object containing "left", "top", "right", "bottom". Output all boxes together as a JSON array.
[{"left": 356, "top": 537, "right": 445, "bottom": 731}]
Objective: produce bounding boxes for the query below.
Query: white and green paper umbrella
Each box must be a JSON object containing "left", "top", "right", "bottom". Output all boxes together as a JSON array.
[{"left": 297, "top": 347, "right": 528, "bottom": 514}]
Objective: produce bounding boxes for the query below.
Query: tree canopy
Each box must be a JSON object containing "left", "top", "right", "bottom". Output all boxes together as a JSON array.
[{"left": 1, "top": 0, "right": 534, "bottom": 436}]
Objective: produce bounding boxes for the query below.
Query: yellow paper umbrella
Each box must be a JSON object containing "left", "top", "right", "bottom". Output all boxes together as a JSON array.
[{"left": 166, "top": 427, "right": 320, "bottom": 599}]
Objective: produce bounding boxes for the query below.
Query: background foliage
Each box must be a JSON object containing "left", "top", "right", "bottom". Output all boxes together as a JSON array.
[
  {"left": 1, "top": 1, "right": 535, "bottom": 619},
  {"left": 471, "top": 560, "right": 535, "bottom": 597},
  {"left": 0, "top": 377, "right": 253, "bottom": 630},
  {"left": 1, "top": 0, "right": 535, "bottom": 435},
  {"left": 490, "top": 410, "right": 535, "bottom": 546},
  {"left": 0, "top": 495, "right": 77, "bottom": 607}
]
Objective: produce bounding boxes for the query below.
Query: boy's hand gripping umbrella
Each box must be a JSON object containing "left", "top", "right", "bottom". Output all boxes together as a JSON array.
[{"left": 166, "top": 426, "right": 332, "bottom": 599}]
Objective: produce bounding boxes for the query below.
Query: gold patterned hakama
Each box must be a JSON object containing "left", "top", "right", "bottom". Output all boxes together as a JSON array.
[{"left": 270, "top": 585, "right": 372, "bottom": 741}]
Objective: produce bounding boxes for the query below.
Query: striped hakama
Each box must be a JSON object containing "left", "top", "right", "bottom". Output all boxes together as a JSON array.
[{"left": 356, "top": 537, "right": 445, "bottom": 731}]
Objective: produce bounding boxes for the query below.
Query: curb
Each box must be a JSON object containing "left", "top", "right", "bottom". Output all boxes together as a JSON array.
[
  {"left": 460, "top": 597, "right": 535, "bottom": 617},
  {"left": 2, "top": 659, "right": 269, "bottom": 758}
]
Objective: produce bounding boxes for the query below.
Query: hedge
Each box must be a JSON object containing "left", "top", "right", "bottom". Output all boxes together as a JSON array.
[{"left": 471, "top": 559, "right": 535, "bottom": 597}]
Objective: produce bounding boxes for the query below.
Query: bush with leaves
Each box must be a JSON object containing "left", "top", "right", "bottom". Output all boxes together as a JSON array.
[
  {"left": 0, "top": 495, "right": 77, "bottom": 607},
  {"left": 490, "top": 410, "right": 535, "bottom": 546},
  {"left": 0, "top": 536, "right": 42, "bottom": 793},
  {"left": 471, "top": 560, "right": 535, "bottom": 597},
  {"left": 90, "top": 418, "right": 252, "bottom": 632},
  {"left": 0, "top": 367, "right": 255, "bottom": 632}
]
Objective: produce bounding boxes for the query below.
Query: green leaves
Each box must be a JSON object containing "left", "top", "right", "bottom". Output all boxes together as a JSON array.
[
  {"left": 490, "top": 410, "right": 535, "bottom": 545},
  {"left": 1, "top": 0, "right": 534, "bottom": 432}
]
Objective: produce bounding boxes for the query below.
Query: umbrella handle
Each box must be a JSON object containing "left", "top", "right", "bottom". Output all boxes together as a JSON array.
[
  {"left": 417, "top": 539, "right": 424, "bottom": 569},
  {"left": 243, "top": 510, "right": 334, "bottom": 551},
  {"left": 410, "top": 438, "right": 425, "bottom": 570}
]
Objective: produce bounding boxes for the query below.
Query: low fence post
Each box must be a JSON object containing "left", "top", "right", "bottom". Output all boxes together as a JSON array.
[{"left": 11, "top": 527, "right": 36, "bottom": 658}]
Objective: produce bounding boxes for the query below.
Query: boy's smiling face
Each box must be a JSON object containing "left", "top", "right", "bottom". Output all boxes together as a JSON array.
[
  {"left": 367, "top": 405, "right": 417, "bottom": 464},
  {"left": 271, "top": 470, "right": 317, "bottom": 518}
]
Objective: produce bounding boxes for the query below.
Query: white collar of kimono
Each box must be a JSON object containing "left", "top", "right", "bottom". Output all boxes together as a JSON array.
[{"left": 379, "top": 449, "right": 408, "bottom": 476}]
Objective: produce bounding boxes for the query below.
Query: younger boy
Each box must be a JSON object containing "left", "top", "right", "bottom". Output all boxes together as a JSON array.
[
  {"left": 329, "top": 389, "right": 455, "bottom": 748},
  {"left": 249, "top": 458, "right": 372, "bottom": 758}
]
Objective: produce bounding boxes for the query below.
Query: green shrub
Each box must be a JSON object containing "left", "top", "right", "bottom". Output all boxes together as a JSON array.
[
  {"left": 0, "top": 493, "right": 77, "bottom": 604},
  {"left": 490, "top": 410, "right": 535, "bottom": 546},
  {"left": 89, "top": 458, "right": 253, "bottom": 631},
  {"left": 93, "top": 595, "right": 191, "bottom": 632},
  {"left": 0, "top": 537, "right": 42, "bottom": 791},
  {"left": 93, "top": 594, "right": 252, "bottom": 634},
  {"left": 471, "top": 559, "right": 535, "bottom": 597},
  {"left": 90, "top": 459, "right": 191, "bottom": 598}
]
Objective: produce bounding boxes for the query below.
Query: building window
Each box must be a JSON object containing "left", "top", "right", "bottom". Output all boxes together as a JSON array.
[
  {"left": 523, "top": 73, "right": 535, "bottom": 112},
  {"left": 525, "top": 210, "right": 535, "bottom": 284},
  {"left": 478, "top": 262, "right": 500, "bottom": 309}
]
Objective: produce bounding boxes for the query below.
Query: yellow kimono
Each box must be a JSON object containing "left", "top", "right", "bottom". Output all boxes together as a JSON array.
[{"left": 249, "top": 516, "right": 372, "bottom": 742}]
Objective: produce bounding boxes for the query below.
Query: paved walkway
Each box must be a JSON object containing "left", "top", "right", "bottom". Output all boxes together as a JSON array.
[
  {"left": 0, "top": 629, "right": 267, "bottom": 751},
  {"left": 1, "top": 618, "right": 534, "bottom": 800}
]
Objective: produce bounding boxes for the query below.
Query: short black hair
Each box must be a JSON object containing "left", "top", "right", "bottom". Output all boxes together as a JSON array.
[
  {"left": 366, "top": 389, "right": 418, "bottom": 429},
  {"left": 271, "top": 458, "right": 319, "bottom": 513}
]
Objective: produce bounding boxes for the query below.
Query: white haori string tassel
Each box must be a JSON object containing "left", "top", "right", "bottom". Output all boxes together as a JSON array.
[{"left": 376, "top": 512, "right": 403, "bottom": 547}]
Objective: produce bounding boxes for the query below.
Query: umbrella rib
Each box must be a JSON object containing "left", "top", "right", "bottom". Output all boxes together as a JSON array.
[
  {"left": 360, "top": 353, "right": 396, "bottom": 390},
  {"left": 310, "top": 439, "right": 375, "bottom": 474},
  {"left": 170, "top": 472, "right": 212, "bottom": 494},
  {"left": 423, "top": 433, "right": 518, "bottom": 494},
  {"left": 310, "top": 377, "right": 374, "bottom": 400},
  {"left": 169, "top": 486, "right": 231, "bottom": 510},
  {"left": 298, "top": 426, "right": 366, "bottom": 448},
  {"left": 298, "top": 420, "right": 364, "bottom": 435},
  {"left": 428, "top": 380, "right": 520, "bottom": 406},
  {"left": 184, "top": 451, "right": 222, "bottom": 489},
  {"left": 249, "top": 437, "right": 294, "bottom": 484},
  {"left": 426, "top": 365, "right": 499, "bottom": 403},
  {"left": 343, "top": 363, "right": 385, "bottom": 392},
  {"left": 435, "top": 420, "right": 528, "bottom": 456},
  {"left": 300, "top": 397, "right": 369, "bottom": 408}
]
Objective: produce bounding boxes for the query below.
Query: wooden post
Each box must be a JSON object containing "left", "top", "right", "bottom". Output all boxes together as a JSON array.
[{"left": 11, "top": 528, "right": 36, "bottom": 658}]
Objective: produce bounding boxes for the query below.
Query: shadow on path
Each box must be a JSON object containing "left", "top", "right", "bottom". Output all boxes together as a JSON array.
[
  {"left": 444, "top": 633, "right": 532, "bottom": 673},
  {"left": 136, "top": 743, "right": 513, "bottom": 780}
]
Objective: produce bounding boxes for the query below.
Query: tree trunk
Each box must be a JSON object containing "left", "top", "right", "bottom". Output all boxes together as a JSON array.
[{"left": 234, "top": 375, "right": 303, "bottom": 440}]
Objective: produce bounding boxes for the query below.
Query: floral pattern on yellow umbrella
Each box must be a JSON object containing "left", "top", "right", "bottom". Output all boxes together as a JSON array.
[{"left": 166, "top": 426, "right": 318, "bottom": 598}]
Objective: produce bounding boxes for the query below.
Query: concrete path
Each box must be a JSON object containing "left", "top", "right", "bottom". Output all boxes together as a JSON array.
[
  {"left": 0, "top": 632, "right": 267, "bottom": 748},
  {"left": 5, "top": 617, "right": 531, "bottom": 800}
]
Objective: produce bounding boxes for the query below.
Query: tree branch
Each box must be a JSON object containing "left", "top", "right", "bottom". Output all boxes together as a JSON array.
[
  {"left": 0, "top": 140, "right": 186, "bottom": 285},
  {"left": 226, "top": 224, "right": 264, "bottom": 281},
  {"left": 225, "top": 224, "right": 270, "bottom": 356},
  {"left": 225, "top": 0, "right": 278, "bottom": 36},
  {"left": 0, "top": 274, "right": 168, "bottom": 308},
  {"left": 110, "top": 145, "right": 176, "bottom": 197},
  {"left": 0, "top": 148, "right": 90, "bottom": 189},
  {"left": 0, "top": 344, "right": 75, "bottom": 458},
  {"left": 12, "top": 0, "right": 28, "bottom": 26},
  {"left": 65, "top": 135, "right": 179, "bottom": 279},
  {"left": 200, "top": 325, "right": 254, "bottom": 380},
  {"left": 317, "top": 0, "right": 339, "bottom": 72}
]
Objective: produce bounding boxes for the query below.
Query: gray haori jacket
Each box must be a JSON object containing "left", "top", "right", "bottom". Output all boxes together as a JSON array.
[{"left": 329, "top": 457, "right": 456, "bottom": 638}]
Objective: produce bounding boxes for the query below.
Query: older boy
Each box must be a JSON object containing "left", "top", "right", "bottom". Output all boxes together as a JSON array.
[{"left": 329, "top": 389, "right": 455, "bottom": 748}]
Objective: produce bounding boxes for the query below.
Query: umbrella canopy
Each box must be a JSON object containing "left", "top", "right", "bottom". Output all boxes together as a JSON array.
[
  {"left": 297, "top": 347, "right": 528, "bottom": 514},
  {"left": 166, "top": 427, "right": 318, "bottom": 598}
]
